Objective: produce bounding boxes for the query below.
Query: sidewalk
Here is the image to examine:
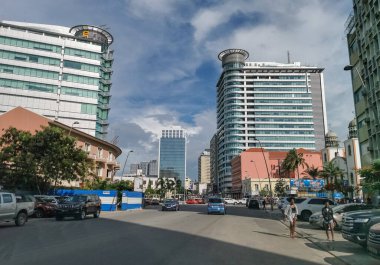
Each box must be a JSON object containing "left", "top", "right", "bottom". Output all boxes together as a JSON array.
[{"left": 270, "top": 210, "right": 380, "bottom": 265}]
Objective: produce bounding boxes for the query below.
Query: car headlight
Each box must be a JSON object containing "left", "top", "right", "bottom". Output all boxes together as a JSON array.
[{"left": 353, "top": 218, "right": 369, "bottom": 223}]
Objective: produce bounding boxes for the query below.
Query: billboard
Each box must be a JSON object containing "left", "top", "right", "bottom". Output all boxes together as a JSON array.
[{"left": 290, "top": 179, "right": 325, "bottom": 190}]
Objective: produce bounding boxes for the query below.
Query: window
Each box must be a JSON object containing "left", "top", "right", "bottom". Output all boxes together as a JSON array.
[
  {"left": 348, "top": 145, "right": 352, "bottom": 156},
  {"left": 96, "top": 167, "right": 103, "bottom": 177},
  {"left": 97, "top": 147, "right": 103, "bottom": 158},
  {"left": 2, "top": 194, "right": 13, "bottom": 203},
  {"left": 324, "top": 153, "right": 327, "bottom": 162},
  {"left": 350, "top": 172, "right": 354, "bottom": 184},
  {"left": 308, "top": 198, "right": 324, "bottom": 204},
  {"left": 255, "top": 184, "right": 259, "bottom": 191},
  {"left": 109, "top": 152, "right": 113, "bottom": 161},
  {"left": 84, "top": 143, "right": 91, "bottom": 152}
]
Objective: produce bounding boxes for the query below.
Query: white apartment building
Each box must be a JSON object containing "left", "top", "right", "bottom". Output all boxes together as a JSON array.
[{"left": 0, "top": 21, "right": 114, "bottom": 139}]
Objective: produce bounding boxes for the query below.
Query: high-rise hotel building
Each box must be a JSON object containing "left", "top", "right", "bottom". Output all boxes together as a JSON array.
[
  {"left": 0, "top": 21, "right": 114, "bottom": 139},
  {"left": 216, "top": 49, "right": 327, "bottom": 193}
]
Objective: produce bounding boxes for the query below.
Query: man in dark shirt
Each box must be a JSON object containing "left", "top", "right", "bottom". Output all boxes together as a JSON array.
[{"left": 322, "top": 200, "right": 335, "bottom": 241}]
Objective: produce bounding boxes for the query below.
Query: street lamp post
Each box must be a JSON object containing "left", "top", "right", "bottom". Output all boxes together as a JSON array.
[
  {"left": 121, "top": 150, "right": 134, "bottom": 177},
  {"left": 250, "top": 160, "right": 262, "bottom": 192},
  {"left": 253, "top": 137, "right": 273, "bottom": 211},
  {"left": 68, "top": 121, "right": 80, "bottom": 136}
]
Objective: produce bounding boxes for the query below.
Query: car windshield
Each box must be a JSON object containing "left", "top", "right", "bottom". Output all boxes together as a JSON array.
[
  {"left": 66, "top": 196, "right": 87, "bottom": 202},
  {"left": 164, "top": 200, "right": 176, "bottom": 203},
  {"left": 42, "top": 198, "right": 56, "bottom": 203},
  {"left": 209, "top": 198, "right": 222, "bottom": 203}
]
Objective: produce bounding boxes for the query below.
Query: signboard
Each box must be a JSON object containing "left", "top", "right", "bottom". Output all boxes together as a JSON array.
[
  {"left": 134, "top": 177, "right": 143, "bottom": 192},
  {"left": 290, "top": 179, "right": 325, "bottom": 190}
]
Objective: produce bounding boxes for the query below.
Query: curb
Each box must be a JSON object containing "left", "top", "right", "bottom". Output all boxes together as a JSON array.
[{"left": 278, "top": 219, "right": 350, "bottom": 265}]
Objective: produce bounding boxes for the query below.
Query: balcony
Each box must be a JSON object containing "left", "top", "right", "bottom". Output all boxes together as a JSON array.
[
  {"left": 102, "top": 53, "right": 114, "bottom": 61},
  {"left": 100, "top": 79, "right": 112, "bottom": 85}
]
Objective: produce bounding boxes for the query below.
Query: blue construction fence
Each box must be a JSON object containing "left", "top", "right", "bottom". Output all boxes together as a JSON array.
[{"left": 54, "top": 189, "right": 143, "bottom": 211}]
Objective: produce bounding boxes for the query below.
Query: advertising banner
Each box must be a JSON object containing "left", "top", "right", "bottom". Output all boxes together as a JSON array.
[{"left": 290, "top": 179, "right": 325, "bottom": 190}]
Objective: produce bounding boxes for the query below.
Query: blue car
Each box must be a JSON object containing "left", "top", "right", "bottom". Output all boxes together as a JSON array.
[{"left": 207, "top": 197, "right": 226, "bottom": 215}]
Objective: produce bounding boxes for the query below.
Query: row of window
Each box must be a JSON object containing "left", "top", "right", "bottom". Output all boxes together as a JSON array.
[
  {"left": 248, "top": 143, "right": 315, "bottom": 148},
  {"left": 0, "top": 36, "right": 61, "bottom": 53},
  {"left": 81, "top": 103, "right": 97, "bottom": 115},
  {"left": 252, "top": 130, "right": 315, "bottom": 135},
  {"left": 63, "top": 60, "right": 100, "bottom": 73},
  {"left": 251, "top": 81, "right": 307, "bottom": 86},
  {"left": 0, "top": 49, "right": 60, "bottom": 66},
  {"left": 65, "top": 48, "right": 101, "bottom": 61},
  {"left": 0, "top": 78, "right": 57, "bottom": 93},
  {"left": 61, "top": 87, "right": 98, "bottom": 99},
  {"left": 251, "top": 124, "right": 314, "bottom": 129},
  {"left": 248, "top": 93, "right": 311, "bottom": 98},
  {"left": 0, "top": 64, "right": 59, "bottom": 79},
  {"left": 248, "top": 136, "right": 315, "bottom": 141},
  {"left": 249, "top": 99, "right": 312, "bottom": 104},
  {"left": 251, "top": 118, "right": 314, "bottom": 122},
  {"left": 62, "top": 73, "right": 98, "bottom": 85}
]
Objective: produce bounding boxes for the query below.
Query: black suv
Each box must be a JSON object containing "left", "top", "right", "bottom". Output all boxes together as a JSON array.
[
  {"left": 55, "top": 195, "right": 101, "bottom": 221},
  {"left": 342, "top": 209, "right": 380, "bottom": 246}
]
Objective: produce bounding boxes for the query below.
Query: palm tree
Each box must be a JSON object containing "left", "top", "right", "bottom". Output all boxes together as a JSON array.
[
  {"left": 282, "top": 149, "right": 308, "bottom": 188},
  {"left": 165, "top": 178, "right": 175, "bottom": 194},
  {"left": 156, "top": 177, "right": 166, "bottom": 198},
  {"left": 303, "top": 166, "right": 321, "bottom": 180},
  {"left": 320, "top": 161, "right": 344, "bottom": 185}
]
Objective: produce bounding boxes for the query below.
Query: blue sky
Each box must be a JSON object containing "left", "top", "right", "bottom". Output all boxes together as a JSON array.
[{"left": 1, "top": 0, "right": 354, "bottom": 180}]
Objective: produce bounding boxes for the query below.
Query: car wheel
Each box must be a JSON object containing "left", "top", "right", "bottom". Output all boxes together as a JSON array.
[
  {"left": 56, "top": 215, "right": 63, "bottom": 221},
  {"left": 15, "top": 212, "right": 27, "bottom": 226},
  {"left": 233, "top": 202, "right": 237, "bottom": 205},
  {"left": 35, "top": 208, "right": 44, "bottom": 218},
  {"left": 93, "top": 208, "right": 100, "bottom": 218},
  {"left": 162, "top": 208, "right": 165, "bottom": 211},
  {"left": 301, "top": 210, "right": 312, "bottom": 221},
  {"left": 77, "top": 209, "right": 86, "bottom": 220}
]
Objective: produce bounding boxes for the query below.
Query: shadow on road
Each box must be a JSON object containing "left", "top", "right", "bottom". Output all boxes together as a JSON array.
[{"left": 0, "top": 214, "right": 339, "bottom": 265}]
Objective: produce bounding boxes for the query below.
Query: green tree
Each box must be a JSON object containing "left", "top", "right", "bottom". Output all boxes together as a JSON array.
[
  {"left": 165, "top": 178, "right": 175, "bottom": 194},
  {"left": 0, "top": 126, "right": 93, "bottom": 193},
  {"left": 274, "top": 179, "right": 287, "bottom": 197},
  {"left": 259, "top": 188, "right": 269, "bottom": 197},
  {"left": 282, "top": 149, "right": 308, "bottom": 187},
  {"left": 359, "top": 159, "right": 380, "bottom": 194},
  {"left": 32, "top": 126, "right": 92, "bottom": 192},
  {"left": 303, "top": 166, "right": 321, "bottom": 180},
  {"left": 0, "top": 127, "right": 39, "bottom": 191},
  {"left": 144, "top": 179, "right": 155, "bottom": 195},
  {"left": 156, "top": 177, "right": 167, "bottom": 198},
  {"left": 320, "top": 161, "right": 344, "bottom": 185}
]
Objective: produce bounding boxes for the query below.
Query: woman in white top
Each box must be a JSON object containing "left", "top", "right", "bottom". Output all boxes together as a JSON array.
[{"left": 285, "top": 198, "right": 298, "bottom": 238}]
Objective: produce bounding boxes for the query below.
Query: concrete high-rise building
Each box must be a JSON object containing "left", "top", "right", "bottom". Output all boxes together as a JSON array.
[
  {"left": 147, "top": 160, "right": 158, "bottom": 177},
  {"left": 158, "top": 126, "right": 187, "bottom": 183},
  {"left": 209, "top": 133, "right": 219, "bottom": 192},
  {"left": 0, "top": 21, "right": 114, "bottom": 139},
  {"left": 198, "top": 149, "right": 211, "bottom": 184},
  {"left": 216, "top": 49, "right": 327, "bottom": 194},
  {"left": 129, "top": 163, "right": 140, "bottom": 175},
  {"left": 140, "top": 161, "right": 149, "bottom": 176},
  {"left": 345, "top": 1, "right": 380, "bottom": 166}
]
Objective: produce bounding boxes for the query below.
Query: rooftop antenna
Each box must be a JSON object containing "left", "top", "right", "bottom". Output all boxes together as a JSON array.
[
  {"left": 111, "top": 135, "right": 119, "bottom": 145},
  {"left": 287, "top": 50, "right": 291, "bottom": 64}
]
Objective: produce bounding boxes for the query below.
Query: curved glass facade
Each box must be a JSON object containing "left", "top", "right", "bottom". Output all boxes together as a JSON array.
[{"left": 215, "top": 49, "right": 326, "bottom": 194}]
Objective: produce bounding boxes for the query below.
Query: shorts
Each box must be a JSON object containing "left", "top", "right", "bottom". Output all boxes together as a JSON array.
[{"left": 323, "top": 219, "right": 334, "bottom": 225}]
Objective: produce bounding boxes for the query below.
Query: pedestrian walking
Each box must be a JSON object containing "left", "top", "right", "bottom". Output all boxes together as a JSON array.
[
  {"left": 322, "top": 200, "right": 335, "bottom": 241},
  {"left": 262, "top": 198, "right": 266, "bottom": 211},
  {"left": 284, "top": 198, "right": 298, "bottom": 238}
]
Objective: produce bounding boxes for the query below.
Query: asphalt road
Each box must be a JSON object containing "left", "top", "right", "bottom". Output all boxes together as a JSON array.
[{"left": 0, "top": 205, "right": 346, "bottom": 265}]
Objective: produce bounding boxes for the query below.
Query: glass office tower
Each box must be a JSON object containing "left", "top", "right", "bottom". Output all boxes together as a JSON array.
[
  {"left": 216, "top": 49, "right": 327, "bottom": 194},
  {"left": 0, "top": 21, "right": 114, "bottom": 139},
  {"left": 158, "top": 127, "right": 187, "bottom": 183}
]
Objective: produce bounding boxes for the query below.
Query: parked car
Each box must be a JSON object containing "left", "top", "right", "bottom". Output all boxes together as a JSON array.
[
  {"left": 278, "top": 197, "right": 307, "bottom": 211},
  {"left": 15, "top": 194, "right": 36, "bottom": 217},
  {"left": 207, "top": 197, "right": 226, "bottom": 215},
  {"left": 247, "top": 198, "right": 262, "bottom": 209},
  {"left": 186, "top": 199, "right": 197, "bottom": 204},
  {"left": 296, "top": 198, "right": 335, "bottom": 221},
  {"left": 162, "top": 199, "right": 179, "bottom": 211},
  {"left": 368, "top": 223, "right": 380, "bottom": 256},
  {"left": 224, "top": 198, "right": 237, "bottom": 205},
  {"left": 34, "top": 197, "right": 58, "bottom": 218},
  {"left": 342, "top": 209, "right": 380, "bottom": 246},
  {"left": 309, "top": 203, "right": 374, "bottom": 229},
  {"left": 55, "top": 194, "right": 101, "bottom": 221},
  {"left": 0, "top": 192, "right": 32, "bottom": 226},
  {"left": 236, "top": 198, "right": 247, "bottom": 205},
  {"left": 196, "top": 198, "right": 205, "bottom": 204},
  {"left": 151, "top": 199, "right": 160, "bottom": 205}
]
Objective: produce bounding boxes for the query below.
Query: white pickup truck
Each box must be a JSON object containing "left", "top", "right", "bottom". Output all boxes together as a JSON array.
[{"left": 0, "top": 192, "right": 35, "bottom": 226}]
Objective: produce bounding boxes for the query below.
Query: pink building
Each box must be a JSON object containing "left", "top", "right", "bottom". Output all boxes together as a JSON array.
[{"left": 231, "top": 148, "right": 323, "bottom": 197}]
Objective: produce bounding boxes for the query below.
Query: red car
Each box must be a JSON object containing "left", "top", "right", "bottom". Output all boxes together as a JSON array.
[
  {"left": 186, "top": 199, "right": 197, "bottom": 204},
  {"left": 34, "top": 197, "right": 57, "bottom": 218}
]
